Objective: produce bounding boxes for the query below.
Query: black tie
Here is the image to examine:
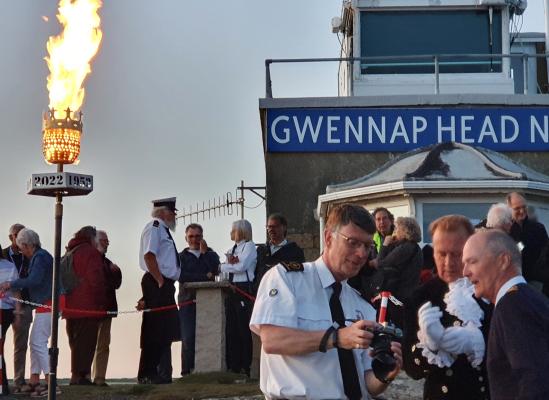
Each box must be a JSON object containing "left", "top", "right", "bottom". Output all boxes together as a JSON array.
[
  {"left": 228, "top": 244, "right": 237, "bottom": 282},
  {"left": 330, "top": 282, "right": 362, "bottom": 400},
  {"left": 165, "top": 228, "right": 181, "bottom": 268}
]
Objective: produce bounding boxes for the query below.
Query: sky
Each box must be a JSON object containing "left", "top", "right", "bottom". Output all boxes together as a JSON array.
[{"left": 0, "top": 0, "right": 547, "bottom": 379}]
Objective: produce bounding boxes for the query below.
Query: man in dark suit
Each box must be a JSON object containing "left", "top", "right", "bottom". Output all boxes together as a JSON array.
[
  {"left": 2, "top": 223, "right": 32, "bottom": 391},
  {"left": 463, "top": 229, "right": 549, "bottom": 400},
  {"left": 254, "top": 213, "right": 305, "bottom": 290},
  {"left": 402, "top": 215, "right": 491, "bottom": 400},
  {"left": 506, "top": 192, "right": 548, "bottom": 289}
]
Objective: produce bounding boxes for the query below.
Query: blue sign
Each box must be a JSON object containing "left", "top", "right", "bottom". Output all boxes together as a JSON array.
[{"left": 266, "top": 107, "right": 549, "bottom": 152}]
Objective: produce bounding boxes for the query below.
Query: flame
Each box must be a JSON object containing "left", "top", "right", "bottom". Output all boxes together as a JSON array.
[{"left": 45, "top": 0, "right": 103, "bottom": 115}]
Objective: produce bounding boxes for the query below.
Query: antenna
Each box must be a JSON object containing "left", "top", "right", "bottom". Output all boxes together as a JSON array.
[
  {"left": 176, "top": 181, "right": 266, "bottom": 223},
  {"left": 177, "top": 192, "right": 243, "bottom": 224}
]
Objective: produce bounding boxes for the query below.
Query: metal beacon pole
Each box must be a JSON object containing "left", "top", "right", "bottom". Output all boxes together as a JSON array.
[{"left": 28, "top": 108, "right": 93, "bottom": 400}]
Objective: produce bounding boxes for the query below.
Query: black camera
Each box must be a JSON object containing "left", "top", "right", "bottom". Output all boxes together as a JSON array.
[{"left": 369, "top": 324, "right": 403, "bottom": 382}]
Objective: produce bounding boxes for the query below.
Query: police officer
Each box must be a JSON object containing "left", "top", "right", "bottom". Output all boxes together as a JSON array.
[{"left": 137, "top": 197, "right": 181, "bottom": 384}]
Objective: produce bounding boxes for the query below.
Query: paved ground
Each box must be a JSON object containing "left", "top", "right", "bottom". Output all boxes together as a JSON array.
[
  {"left": 208, "top": 373, "right": 424, "bottom": 400},
  {"left": 383, "top": 374, "right": 423, "bottom": 399},
  {"left": 2, "top": 372, "right": 424, "bottom": 399}
]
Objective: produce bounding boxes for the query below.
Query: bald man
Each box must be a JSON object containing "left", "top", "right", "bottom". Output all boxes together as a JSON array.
[
  {"left": 506, "top": 192, "right": 548, "bottom": 288},
  {"left": 463, "top": 230, "right": 549, "bottom": 400}
]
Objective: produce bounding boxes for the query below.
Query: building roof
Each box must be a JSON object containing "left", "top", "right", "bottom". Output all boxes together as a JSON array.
[{"left": 326, "top": 142, "right": 549, "bottom": 193}]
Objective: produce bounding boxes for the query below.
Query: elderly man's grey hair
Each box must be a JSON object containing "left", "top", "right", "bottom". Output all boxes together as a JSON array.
[
  {"left": 15, "top": 228, "right": 41, "bottom": 249},
  {"left": 483, "top": 229, "right": 522, "bottom": 273},
  {"left": 9, "top": 223, "right": 25, "bottom": 235},
  {"left": 151, "top": 206, "right": 169, "bottom": 218},
  {"left": 486, "top": 203, "right": 513, "bottom": 231}
]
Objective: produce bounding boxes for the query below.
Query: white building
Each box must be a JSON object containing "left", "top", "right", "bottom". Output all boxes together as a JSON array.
[{"left": 259, "top": 0, "right": 549, "bottom": 255}]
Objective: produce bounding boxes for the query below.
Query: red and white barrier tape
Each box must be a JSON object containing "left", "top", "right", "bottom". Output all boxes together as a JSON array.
[
  {"left": 1, "top": 283, "right": 255, "bottom": 317},
  {"left": 7, "top": 296, "right": 195, "bottom": 316}
]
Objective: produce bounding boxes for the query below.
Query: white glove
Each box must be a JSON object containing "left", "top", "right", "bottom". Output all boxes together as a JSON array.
[
  {"left": 417, "top": 301, "right": 444, "bottom": 351},
  {"left": 439, "top": 324, "right": 485, "bottom": 367}
]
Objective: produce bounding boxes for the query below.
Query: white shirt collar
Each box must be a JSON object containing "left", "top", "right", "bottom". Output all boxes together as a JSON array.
[
  {"left": 495, "top": 275, "right": 526, "bottom": 306},
  {"left": 187, "top": 248, "right": 201, "bottom": 258},
  {"left": 270, "top": 239, "right": 287, "bottom": 252},
  {"left": 314, "top": 256, "right": 347, "bottom": 290}
]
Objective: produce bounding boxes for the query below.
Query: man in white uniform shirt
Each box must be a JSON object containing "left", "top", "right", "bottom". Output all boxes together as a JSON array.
[
  {"left": 137, "top": 197, "right": 181, "bottom": 384},
  {"left": 250, "top": 204, "right": 402, "bottom": 400}
]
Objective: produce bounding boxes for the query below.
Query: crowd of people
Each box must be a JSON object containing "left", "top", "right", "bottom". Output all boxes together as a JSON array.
[
  {"left": 136, "top": 197, "right": 306, "bottom": 384},
  {"left": 251, "top": 193, "right": 549, "bottom": 400},
  {"left": 1, "top": 191, "right": 548, "bottom": 399},
  {"left": 0, "top": 224, "right": 120, "bottom": 396}
]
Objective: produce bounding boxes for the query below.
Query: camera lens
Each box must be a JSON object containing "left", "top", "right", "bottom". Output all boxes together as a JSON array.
[{"left": 371, "top": 333, "right": 396, "bottom": 381}]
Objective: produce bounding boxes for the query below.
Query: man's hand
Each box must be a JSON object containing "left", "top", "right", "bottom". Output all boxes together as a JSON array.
[
  {"left": 200, "top": 240, "right": 208, "bottom": 254},
  {"left": 365, "top": 341, "right": 403, "bottom": 395},
  {"left": 135, "top": 299, "right": 145, "bottom": 311},
  {"left": 418, "top": 301, "right": 444, "bottom": 351},
  {"left": 206, "top": 272, "right": 214, "bottom": 280},
  {"left": 143, "top": 252, "right": 165, "bottom": 288},
  {"left": 337, "top": 320, "right": 377, "bottom": 350},
  {"left": 382, "top": 341, "right": 403, "bottom": 381}
]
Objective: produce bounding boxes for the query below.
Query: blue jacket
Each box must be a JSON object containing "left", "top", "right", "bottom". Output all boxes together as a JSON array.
[
  {"left": 178, "top": 247, "right": 219, "bottom": 302},
  {"left": 11, "top": 248, "right": 53, "bottom": 307}
]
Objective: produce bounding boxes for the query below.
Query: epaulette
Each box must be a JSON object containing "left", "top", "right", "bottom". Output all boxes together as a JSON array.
[
  {"left": 507, "top": 285, "right": 519, "bottom": 293},
  {"left": 153, "top": 220, "right": 159, "bottom": 227},
  {"left": 280, "top": 261, "right": 304, "bottom": 272}
]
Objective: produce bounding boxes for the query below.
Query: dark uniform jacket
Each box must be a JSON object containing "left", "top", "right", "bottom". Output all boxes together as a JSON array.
[
  {"left": 534, "top": 243, "right": 549, "bottom": 297},
  {"left": 510, "top": 218, "right": 548, "bottom": 282},
  {"left": 403, "top": 277, "right": 492, "bottom": 400},
  {"left": 488, "top": 283, "right": 549, "bottom": 400},
  {"left": 255, "top": 241, "right": 304, "bottom": 291}
]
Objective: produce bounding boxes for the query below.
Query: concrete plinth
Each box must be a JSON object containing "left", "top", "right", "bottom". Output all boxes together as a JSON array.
[{"left": 184, "top": 281, "right": 231, "bottom": 373}]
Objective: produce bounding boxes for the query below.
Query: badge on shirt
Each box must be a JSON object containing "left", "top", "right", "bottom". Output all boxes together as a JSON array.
[{"left": 269, "top": 288, "right": 278, "bottom": 297}]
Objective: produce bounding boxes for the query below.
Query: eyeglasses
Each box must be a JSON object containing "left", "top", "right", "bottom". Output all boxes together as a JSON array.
[
  {"left": 333, "top": 231, "right": 372, "bottom": 252},
  {"left": 187, "top": 235, "right": 202, "bottom": 238}
]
